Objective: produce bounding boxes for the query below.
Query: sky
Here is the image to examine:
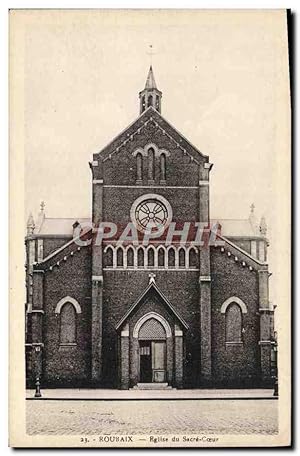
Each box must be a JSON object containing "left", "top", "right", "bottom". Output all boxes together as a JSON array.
[{"left": 23, "top": 10, "right": 290, "bottom": 304}]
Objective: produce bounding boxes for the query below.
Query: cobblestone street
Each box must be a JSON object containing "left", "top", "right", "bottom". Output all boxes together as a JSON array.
[{"left": 26, "top": 399, "right": 278, "bottom": 435}]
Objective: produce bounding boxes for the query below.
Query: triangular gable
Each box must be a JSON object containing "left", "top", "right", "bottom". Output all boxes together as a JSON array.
[
  {"left": 115, "top": 281, "right": 189, "bottom": 331},
  {"left": 215, "top": 234, "right": 268, "bottom": 271},
  {"left": 94, "top": 106, "right": 208, "bottom": 165},
  {"left": 33, "top": 227, "right": 92, "bottom": 271}
]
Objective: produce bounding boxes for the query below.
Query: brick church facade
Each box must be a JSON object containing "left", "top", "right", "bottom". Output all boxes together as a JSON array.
[{"left": 25, "top": 67, "right": 275, "bottom": 389}]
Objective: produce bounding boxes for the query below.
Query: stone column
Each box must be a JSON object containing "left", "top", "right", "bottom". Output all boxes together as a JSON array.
[
  {"left": 91, "top": 167, "right": 104, "bottom": 384},
  {"left": 91, "top": 276, "right": 103, "bottom": 383},
  {"left": 120, "top": 324, "right": 130, "bottom": 389},
  {"left": 174, "top": 326, "right": 183, "bottom": 388},
  {"left": 258, "top": 269, "right": 273, "bottom": 385},
  {"left": 31, "top": 269, "right": 44, "bottom": 381},
  {"left": 198, "top": 162, "right": 212, "bottom": 384},
  {"left": 166, "top": 337, "right": 173, "bottom": 385},
  {"left": 131, "top": 338, "right": 139, "bottom": 385}
]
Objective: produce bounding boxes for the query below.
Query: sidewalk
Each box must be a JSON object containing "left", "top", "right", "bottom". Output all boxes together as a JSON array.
[{"left": 26, "top": 388, "right": 277, "bottom": 400}]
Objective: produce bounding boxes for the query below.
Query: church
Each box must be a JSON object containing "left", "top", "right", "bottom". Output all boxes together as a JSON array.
[{"left": 25, "top": 67, "right": 275, "bottom": 389}]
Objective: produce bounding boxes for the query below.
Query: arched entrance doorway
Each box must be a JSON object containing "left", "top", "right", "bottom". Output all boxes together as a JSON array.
[
  {"left": 133, "top": 312, "right": 172, "bottom": 383},
  {"left": 139, "top": 319, "right": 166, "bottom": 382}
]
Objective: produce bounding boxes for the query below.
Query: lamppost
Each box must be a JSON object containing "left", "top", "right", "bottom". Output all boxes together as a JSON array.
[
  {"left": 34, "top": 376, "right": 42, "bottom": 398},
  {"left": 33, "top": 345, "right": 42, "bottom": 398},
  {"left": 271, "top": 331, "right": 278, "bottom": 397}
]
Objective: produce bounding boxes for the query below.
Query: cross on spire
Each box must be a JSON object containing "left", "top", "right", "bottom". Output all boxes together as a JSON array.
[
  {"left": 149, "top": 273, "right": 156, "bottom": 284},
  {"left": 146, "top": 44, "right": 156, "bottom": 65}
]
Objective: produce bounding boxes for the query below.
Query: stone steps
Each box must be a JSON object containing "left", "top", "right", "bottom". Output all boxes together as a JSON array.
[{"left": 132, "top": 383, "right": 174, "bottom": 390}]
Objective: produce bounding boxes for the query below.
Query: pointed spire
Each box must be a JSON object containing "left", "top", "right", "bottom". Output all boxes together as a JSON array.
[
  {"left": 139, "top": 66, "right": 162, "bottom": 114},
  {"left": 145, "top": 65, "right": 157, "bottom": 90},
  {"left": 27, "top": 213, "right": 35, "bottom": 235},
  {"left": 259, "top": 216, "right": 267, "bottom": 237}
]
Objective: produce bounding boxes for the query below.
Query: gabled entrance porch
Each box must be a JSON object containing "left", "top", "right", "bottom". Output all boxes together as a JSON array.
[{"left": 116, "top": 281, "right": 188, "bottom": 390}]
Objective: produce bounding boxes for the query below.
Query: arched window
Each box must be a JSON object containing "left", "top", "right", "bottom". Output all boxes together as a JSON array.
[
  {"left": 147, "top": 248, "right": 155, "bottom": 267},
  {"left": 188, "top": 248, "right": 198, "bottom": 268},
  {"left": 141, "top": 95, "right": 146, "bottom": 112},
  {"left": 104, "top": 246, "right": 113, "bottom": 267},
  {"left": 60, "top": 303, "right": 76, "bottom": 344},
  {"left": 148, "top": 94, "right": 153, "bottom": 108},
  {"left": 117, "top": 248, "right": 123, "bottom": 267},
  {"left": 155, "top": 96, "right": 160, "bottom": 111},
  {"left": 148, "top": 148, "right": 155, "bottom": 181},
  {"left": 168, "top": 248, "right": 175, "bottom": 267},
  {"left": 137, "top": 248, "right": 144, "bottom": 267},
  {"left": 136, "top": 153, "right": 143, "bottom": 181},
  {"left": 225, "top": 303, "right": 243, "bottom": 343},
  {"left": 127, "top": 247, "right": 134, "bottom": 267},
  {"left": 179, "top": 248, "right": 185, "bottom": 268},
  {"left": 158, "top": 248, "right": 165, "bottom": 267},
  {"left": 160, "top": 153, "right": 166, "bottom": 182}
]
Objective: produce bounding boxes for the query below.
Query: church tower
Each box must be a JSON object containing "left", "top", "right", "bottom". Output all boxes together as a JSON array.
[{"left": 139, "top": 66, "right": 162, "bottom": 114}]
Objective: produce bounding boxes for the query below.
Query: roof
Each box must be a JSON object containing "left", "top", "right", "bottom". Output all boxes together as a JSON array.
[
  {"left": 214, "top": 218, "right": 259, "bottom": 238},
  {"left": 31, "top": 217, "right": 260, "bottom": 238},
  {"left": 34, "top": 217, "right": 90, "bottom": 236},
  {"left": 144, "top": 65, "right": 157, "bottom": 89}
]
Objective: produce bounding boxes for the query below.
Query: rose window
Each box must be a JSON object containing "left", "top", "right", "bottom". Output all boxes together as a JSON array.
[
  {"left": 135, "top": 199, "right": 168, "bottom": 232},
  {"left": 130, "top": 194, "right": 173, "bottom": 234}
]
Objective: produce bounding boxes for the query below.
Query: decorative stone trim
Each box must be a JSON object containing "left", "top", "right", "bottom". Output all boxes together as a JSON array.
[
  {"left": 199, "top": 276, "right": 211, "bottom": 282},
  {"left": 32, "top": 269, "right": 45, "bottom": 274},
  {"left": 199, "top": 180, "right": 209, "bottom": 185},
  {"left": 55, "top": 296, "right": 82, "bottom": 314},
  {"left": 225, "top": 341, "right": 243, "bottom": 346},
  {"left": 103, "top": 185, "right": 199, "bottom": 189},
  {"left": 220, "top": 297, "right": 247, "bottom": 314},
  {"left": 92, "top": 275, "right": 103, "bottom": 283},
  {"left": 133, "top": 312, "right": 172, "bottom": 338},
  {"left": 26, "top": 342, "right": 44, "bottom": 347},
  {"left": 92, "top": 160, "right": 98, "bottom": 166},
  {"left": 102, "top": 111, "right": 201, "bottom": 165},
  {"left": 175, "top": 329, "right": 183, "bottom": 337},
  {"left": 132, "top": 142, "right": 170, "bottom": 159},
  {"left": 93, "top": 179, "right": 103, "bottom": 184},
  {"left": 31, "top": 309, "right": 44, "bottom": 314},
  {"left": 104, "top": 267, "right": 199, "bottom": 272},
  {"left": 258, "top": 340, "right": 272, "bottom": 345},
  {"left": 103, "top": 244, "right": 199, "bottom": 270},
  {"left": 59, "top": 343, "right": 77, "bottom": 347}
]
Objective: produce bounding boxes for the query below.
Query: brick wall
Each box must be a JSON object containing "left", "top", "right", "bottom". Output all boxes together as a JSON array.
[
  {"left": 210, "top": 247, "right": 261, "bottom": 386},
  {"left": 43, "top": 237, "right": 72, "bottom": 258},
  {"left": 42, "top": 244, "right": 92, "bottom": 386}
]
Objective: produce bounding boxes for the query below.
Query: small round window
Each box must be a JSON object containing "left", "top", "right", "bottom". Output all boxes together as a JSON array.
[{"left": 130, "top": 194, "right": 172, "bottom": 234}]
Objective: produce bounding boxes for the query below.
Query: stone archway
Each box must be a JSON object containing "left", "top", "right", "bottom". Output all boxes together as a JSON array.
[
  {"left": 135, "top": 315, "right": 168, "bottom": 383},
  {"left": 119, "top": 313, "right": 184, "bottom": 389}
]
